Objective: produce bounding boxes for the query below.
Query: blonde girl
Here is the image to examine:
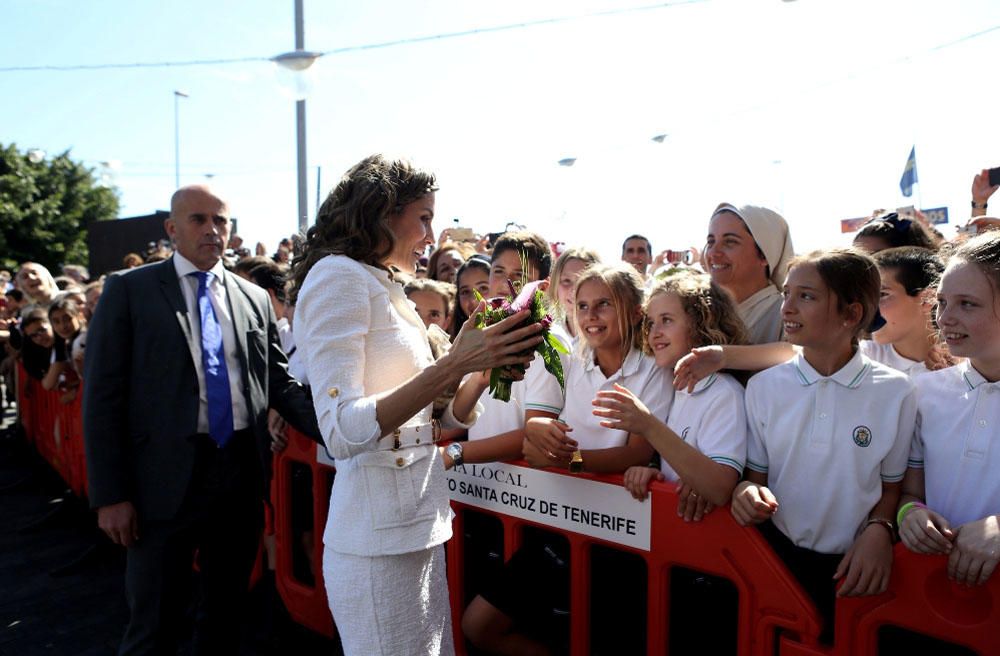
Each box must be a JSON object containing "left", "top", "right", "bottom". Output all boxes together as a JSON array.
[
  {"left": 544, "top": 247, "right": 600, "bottom": 342},
  {"left": 898, "top": 232, "right": 1000, "bottom": 586},
  {"left": 593, "top": 270, "right": 748, "bottom": 521},
  {"left": 462, "top": 263, "right": 672, "bottom": 655}
]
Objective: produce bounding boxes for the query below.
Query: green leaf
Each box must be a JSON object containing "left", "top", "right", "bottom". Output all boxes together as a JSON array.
[
  {"left": 536, "top": 340, "right": 566, "bottom": 392},
  {"left": 546, "top": 332, "right": 570, "bottom": 354}
]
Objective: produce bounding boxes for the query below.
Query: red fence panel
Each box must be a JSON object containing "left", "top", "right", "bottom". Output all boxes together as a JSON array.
[
  {"left": 16, "top": 381, "right": 1000, "bottom": 656},
  {"left": 273, "top": 428, "right": 337, "bottom": 638}
]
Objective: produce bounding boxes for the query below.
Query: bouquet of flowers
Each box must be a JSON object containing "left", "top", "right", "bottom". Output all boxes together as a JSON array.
[{"left": 475, "top": 278, "right": 569, "bottom": 402}]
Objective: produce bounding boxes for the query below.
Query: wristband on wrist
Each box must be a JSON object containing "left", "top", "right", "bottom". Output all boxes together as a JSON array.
[
  {"left": 972, "top": 200, "right": 988, "bottom": 210},
  {"left": 896, "top": 501, "right": 926, "bottom": 527},
  {"left": 568, "top": 449, "right": 584, "bottom": 473}
]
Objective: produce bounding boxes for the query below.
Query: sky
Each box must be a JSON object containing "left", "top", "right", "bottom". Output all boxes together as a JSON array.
[{"left": 3, "top": 0, "right": 1000, "bottom": 265}]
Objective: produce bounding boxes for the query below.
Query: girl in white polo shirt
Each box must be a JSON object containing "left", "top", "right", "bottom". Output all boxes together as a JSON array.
[
  {"left": 731, "top": 248, "right": 916, "bottom": 642},
  {"left": 592, "top": 270, "right": 748, "bottom": 520},
  {"left": 898, "top": 232, "right": 1000, "bottom": 586},
  {"left": 462, "top": 263, "right": 672, "bottom": 655}
]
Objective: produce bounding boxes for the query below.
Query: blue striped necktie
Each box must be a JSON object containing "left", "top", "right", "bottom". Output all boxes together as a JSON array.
[{"left": 192, "top": 271, "right": 233, "bottom": 447}]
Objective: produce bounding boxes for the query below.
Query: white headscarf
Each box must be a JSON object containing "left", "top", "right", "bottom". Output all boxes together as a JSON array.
[{"left": 712, "top": 203, "right": 794, "bottom": 288}]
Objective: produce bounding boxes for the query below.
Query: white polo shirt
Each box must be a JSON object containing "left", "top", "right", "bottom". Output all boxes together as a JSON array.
[
  {"left": 859, "top": 339, "right": 928, "bottom": 378},
  {"left": 468, "top": 333, "right": 569, "bottom": 441},
  {"left": 660, "top": 372, "right": 746, "bottom": 482},
  {"left": 745, "top": 349, "right": 916, "bottom": 554},
  {"left": 527, "top": 347, "right": 673, "bottom": 450},
  {"left": 909, "top": 360, "right": 1000, "bottom": 527}
]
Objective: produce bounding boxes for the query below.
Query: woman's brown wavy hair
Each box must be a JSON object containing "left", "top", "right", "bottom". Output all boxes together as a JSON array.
[{"left": 290, "top": 154, "right": 437, "bottom": 303}]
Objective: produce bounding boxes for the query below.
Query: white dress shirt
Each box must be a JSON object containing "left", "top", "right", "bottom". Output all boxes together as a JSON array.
[{"left": 172, "top": 252, "right": 250, "bottom": 432}]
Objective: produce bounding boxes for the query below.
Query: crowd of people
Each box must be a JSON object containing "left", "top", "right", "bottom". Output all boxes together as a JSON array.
[{"left": 3, "top": 159, "right": 1000, "bottom": 655}]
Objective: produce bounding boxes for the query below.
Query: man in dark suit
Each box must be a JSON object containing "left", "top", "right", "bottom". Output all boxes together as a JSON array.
[{"left": 83, "top": 185, "right": 319, "bottom": 655}]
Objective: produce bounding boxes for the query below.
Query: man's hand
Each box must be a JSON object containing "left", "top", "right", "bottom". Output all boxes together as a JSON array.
[
  {"left": 268, "top": 408, "right": 289, "bottom": 452},
  {"left": 98, "top": 501, "right": 139, "bottom": 547}
]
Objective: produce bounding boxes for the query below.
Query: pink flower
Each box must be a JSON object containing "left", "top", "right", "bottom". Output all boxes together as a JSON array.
[{"left": 509, "top": 279, "right": 546, "bottom": 314}]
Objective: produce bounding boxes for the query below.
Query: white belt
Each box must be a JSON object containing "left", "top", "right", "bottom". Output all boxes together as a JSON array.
[{"left": 376, "top": 420, "right": 442, "bottom": 452}]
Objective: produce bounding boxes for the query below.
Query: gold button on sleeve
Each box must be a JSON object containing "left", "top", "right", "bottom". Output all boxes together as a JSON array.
[{"left": 327, "top": 387, "right": 339, "bottom": 398}]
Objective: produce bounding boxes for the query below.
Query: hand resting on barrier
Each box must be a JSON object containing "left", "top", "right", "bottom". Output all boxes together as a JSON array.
[
  {"left": 524, "top": 416, "right": 577, "bottom": 463},
  {"left": 730, "top": 478, "right": 778, "bottom": 526},
  {"left": 948, "top": 515, "right": 1000, "bottom": 587}
]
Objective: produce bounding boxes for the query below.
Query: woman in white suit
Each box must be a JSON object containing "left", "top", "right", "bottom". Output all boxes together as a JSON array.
[{"left": 292, "top": 154, "right": 541, "bottom": 655}]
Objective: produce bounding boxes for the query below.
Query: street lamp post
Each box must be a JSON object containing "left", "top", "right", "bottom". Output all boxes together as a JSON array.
[
  {"left": 174, "top": 90, "right": 189, "bottom": 189},
  {"left": 272, "top": 0, "right": 321, "bottom": 234}
]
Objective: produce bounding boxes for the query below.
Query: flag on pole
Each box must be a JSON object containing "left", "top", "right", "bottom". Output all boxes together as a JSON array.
[{"left": 899, "top": 146, "right": 918, "bottom": 197}]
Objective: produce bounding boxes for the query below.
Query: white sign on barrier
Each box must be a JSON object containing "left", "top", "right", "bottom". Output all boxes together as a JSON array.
[{"left": 446, "top": 463, "right": 651, "bottom": 551}]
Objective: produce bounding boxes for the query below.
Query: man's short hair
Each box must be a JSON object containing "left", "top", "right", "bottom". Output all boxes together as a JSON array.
[
  {"left": 491, "top": 230, "right": 552, "bottom": 279},
  {"left": 622, "top": 234, "right": 652, "bottom": 256}
]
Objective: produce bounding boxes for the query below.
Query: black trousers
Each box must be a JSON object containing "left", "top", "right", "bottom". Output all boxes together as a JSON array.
[
  {"left": 758, "top": 520, "right": 843, "bottom": 645},
  {"left": 119, "top": 431, "right": 263, "bottom": 656}
]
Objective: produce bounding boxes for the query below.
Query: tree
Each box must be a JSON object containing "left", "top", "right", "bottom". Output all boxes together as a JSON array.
[{"left": 0, "top": 143, "right": 119, "bottom": 274}]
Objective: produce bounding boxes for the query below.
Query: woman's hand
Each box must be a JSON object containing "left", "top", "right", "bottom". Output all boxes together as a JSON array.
[
  {"left": 525, "top": 417, "right": 577, "bottom": 460},
  {"left": 948, "top": 515, "right": 1000, "bottom": 586},
  {"left": 835, "top": 523, "right": 894, "bottom": 597},
  {"left": 592, "top": 384, "right": 656, "bottom": 436},
  {"left": 673, "top": 346, "right": 725, "bottom": 392},
  {"left": 676, "top": 479, "right": 715, "bottom": 522},
  {"left": 730, "top": 480, "right": 778, "bottom": 526},
  {"left": 899, "top": 505, "right": 953, "bottom": 555},
  {"left": 623, "top": 466, "right": 663, "bottom": 501},
  {"left": 447, "top": 303, "right": 543, "bottom": 377}
]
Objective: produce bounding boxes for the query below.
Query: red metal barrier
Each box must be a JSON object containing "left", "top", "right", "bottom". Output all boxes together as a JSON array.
[
  {"left": 16, "top": 380, "right": 1000, "bottom": 655},
  {"left": 15, "top": 361, "right": 264, "bottom": 589},
  {"left": 272, "top": 429, "right": 337, "bottom": 638},
  {"left": 272, "top": 432, "right": 999, "bottom": 656},
  {"left": 446, "top": 466, "right": 824, "bottom": 656},
  {"left": 16, "top": 362, "right": 85, "bottom": 495}
]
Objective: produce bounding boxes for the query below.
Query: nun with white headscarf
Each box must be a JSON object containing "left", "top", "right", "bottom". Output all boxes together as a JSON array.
[{"left": 704, "top": 203, "right": 794, "bottom": 344}]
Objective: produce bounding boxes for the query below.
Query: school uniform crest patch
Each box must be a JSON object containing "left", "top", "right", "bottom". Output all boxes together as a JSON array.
[{"left": 852, "top": 425, "right": 872, "bottom": 448}]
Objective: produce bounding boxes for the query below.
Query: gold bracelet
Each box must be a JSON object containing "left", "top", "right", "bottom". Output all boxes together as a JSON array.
[
  {"left": 569, "top": 450, "right": 584, "bottom": 473},
  {"left": 863, "top": 517, "right": 897, "bottom": 543}
]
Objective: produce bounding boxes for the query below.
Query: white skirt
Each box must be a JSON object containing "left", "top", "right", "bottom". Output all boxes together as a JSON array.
[{"left": 323, "top": 546, "right": 455, "bottom": 656}]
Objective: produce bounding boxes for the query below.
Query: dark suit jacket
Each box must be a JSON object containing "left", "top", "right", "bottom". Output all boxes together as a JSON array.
[{"left": 83, "top": 257, "right": 319, "bottom": 520}]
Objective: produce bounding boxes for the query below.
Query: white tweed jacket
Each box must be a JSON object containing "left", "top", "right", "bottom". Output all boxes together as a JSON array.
[{"left": 296, "top": 255, "right": 476, "bottom": 556}]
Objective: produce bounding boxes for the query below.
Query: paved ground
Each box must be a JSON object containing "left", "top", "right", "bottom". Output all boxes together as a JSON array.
[{"left": 0, "top": 404, "right": 341, "bottom": 656}]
